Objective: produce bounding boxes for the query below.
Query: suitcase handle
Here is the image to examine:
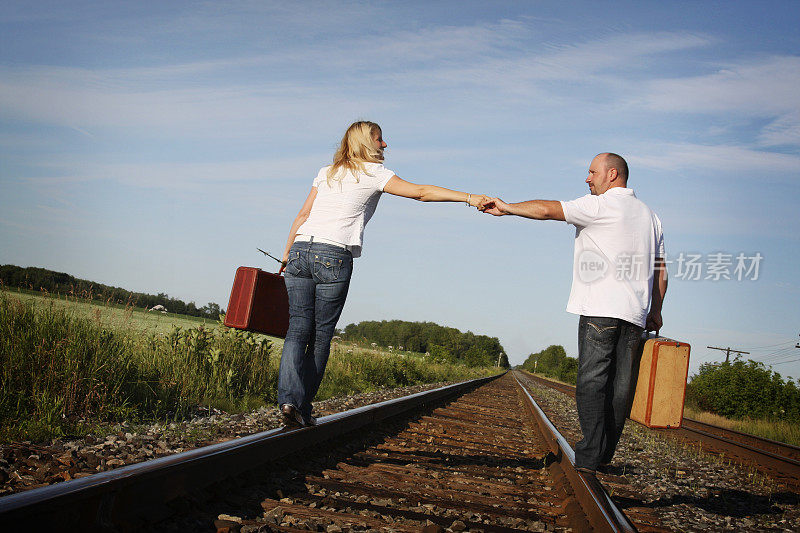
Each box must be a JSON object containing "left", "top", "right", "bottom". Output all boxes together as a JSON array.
[{"left": 257, "top": 247, "right": 286, "bottom": 275}]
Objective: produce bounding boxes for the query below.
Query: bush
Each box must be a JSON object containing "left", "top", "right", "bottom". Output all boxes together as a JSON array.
[{"left": 686, "top": 359, "right": 800, "bottom": 421}]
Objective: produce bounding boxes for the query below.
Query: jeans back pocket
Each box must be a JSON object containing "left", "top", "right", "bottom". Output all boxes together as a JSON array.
[
  {"left": 284, "top": 250, "right": 302, "bottom": 277},
  {"left": 586, "top": 320, "right": 619, "bottom": 347},
  {"left": 313, "top": 254, "right": 344, "bottom": 282}
]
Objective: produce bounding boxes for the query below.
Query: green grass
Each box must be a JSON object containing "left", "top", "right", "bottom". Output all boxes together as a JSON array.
[
  {"left": 0, "top": 288, "right": 498, "bottom": 443},
  {"left": 5, "top": 286, "right": 241, "bottom": 333},
  {"left": 5, "top": 287, "right": 287, "bottom": 354},
  {"left": 683, "top": 406, "right": 800, "bottom": 447}
]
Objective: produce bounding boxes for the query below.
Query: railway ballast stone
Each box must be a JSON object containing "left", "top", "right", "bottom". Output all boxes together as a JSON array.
[
  {"left": 519, "top": 373, "right": 800, "bottom": 533},
  {"left": 0, "top": 381, "right": 457, "bottom": 496}
]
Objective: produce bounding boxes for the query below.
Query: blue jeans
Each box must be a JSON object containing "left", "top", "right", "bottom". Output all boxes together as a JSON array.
[
  {"left": 277, "top": 241, "right": 353, "bottom": 420},
  {"left": 574, "top": 315, "right": 643, "bottom": 470}
]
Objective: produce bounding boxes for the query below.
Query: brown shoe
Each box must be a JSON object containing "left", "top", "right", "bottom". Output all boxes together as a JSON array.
[{"left": 280, "top": 404, "right": 305, "bottom": 428}]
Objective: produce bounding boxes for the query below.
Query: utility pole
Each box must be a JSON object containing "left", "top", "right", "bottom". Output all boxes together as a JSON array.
[{"left": 707, "top": 346, "right": 750, "bottom": 363}]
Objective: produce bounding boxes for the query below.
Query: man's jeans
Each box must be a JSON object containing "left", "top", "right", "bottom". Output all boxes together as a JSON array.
[
  {"left": 574, "top": 315, "right": 643, "bottom": 470},
  {"left": 277, "top": 241, "right": 353, "bottom": 420}
]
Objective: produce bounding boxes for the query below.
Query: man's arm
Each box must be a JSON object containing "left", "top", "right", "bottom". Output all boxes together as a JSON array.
[
  {"left": 646, "top": 257, "right": 668, "bottom": 333},
  {"left": 480, "top": 197, "right": 565, "bottom": 221}
]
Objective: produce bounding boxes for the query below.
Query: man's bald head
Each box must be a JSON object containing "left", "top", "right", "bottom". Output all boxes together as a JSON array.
[
  {"left": 586, "top": 153, "right": 629, "bottom": 195},
  {"left": 598, "top": 153, "right": 629, "bottom": 184}
]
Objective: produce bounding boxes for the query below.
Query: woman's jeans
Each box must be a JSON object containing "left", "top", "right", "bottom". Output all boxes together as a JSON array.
[
  {"left": 277, "top": 241, "right": 353, "bottom": 420},
  {"left": 574, "top": 315, "right": 643, "bottom": 470}
]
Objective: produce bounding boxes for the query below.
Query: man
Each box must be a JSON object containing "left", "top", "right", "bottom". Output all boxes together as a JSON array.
[{"left": 480, "top": 153, "right": 667, "bottom": 474}]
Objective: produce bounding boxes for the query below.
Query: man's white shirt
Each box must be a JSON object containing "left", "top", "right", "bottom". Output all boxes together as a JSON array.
[{"left": 560, "top": 187, "right": 665, "bottom": 328}]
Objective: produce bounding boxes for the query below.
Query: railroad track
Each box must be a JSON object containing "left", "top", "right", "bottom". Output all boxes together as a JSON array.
[
  {"left": 520, "top": 371, "right": 800, "bottom": 490},
  {"left": 0, "top": 372, "right": 639, "bottom": 531}
]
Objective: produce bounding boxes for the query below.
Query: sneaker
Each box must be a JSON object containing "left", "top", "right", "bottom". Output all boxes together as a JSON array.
[
  {"left": 303, "top": 414, "right": 317, "bottom": 427},
  {"left": 280, "top": 404, "right": 305, "bottom": 428},
  {"left": 575, "top": 466, "right": 597, "bottom": 475}
]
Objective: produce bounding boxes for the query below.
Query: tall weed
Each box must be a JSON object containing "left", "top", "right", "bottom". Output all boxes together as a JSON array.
[
  {"left": 0, "top": 293, "right": 275, "bottom": 441},
  {"left": 0, "top": 292, "right": 498, "bottom": 442}
]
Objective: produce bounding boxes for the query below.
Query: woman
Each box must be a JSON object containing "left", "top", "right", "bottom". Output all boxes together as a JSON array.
[{"left": 277, "top": 120, "right": 487, "bottom": 427}]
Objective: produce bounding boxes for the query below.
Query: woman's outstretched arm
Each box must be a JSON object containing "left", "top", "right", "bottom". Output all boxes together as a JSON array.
[
  {"left": 383, "top": 176, "right": 488, "bottom": 206},
  {"left": 279, "top": 187, "right": 317, "bottom": 273}
]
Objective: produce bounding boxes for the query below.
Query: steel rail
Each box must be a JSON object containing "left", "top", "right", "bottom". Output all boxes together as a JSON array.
[
  {"left": 682, "top": 417, "right": 800, "bottom": 461},
  {"left": 521, "top": 371, "right": 800, "bottom": 456},
  {"left": 664, "top": 425, "right": 800, "bottom": 485},
  {"left": 520, "top": 370, "right": 800, "bottom": 487},
  {"left": 0, "top": 373, "right": 502, "bottom": 529},
  {"left": 513, "top": 372, "right": 637, "bottom": 533}
]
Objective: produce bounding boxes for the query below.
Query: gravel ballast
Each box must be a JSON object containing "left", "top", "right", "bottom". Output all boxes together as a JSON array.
[
  {"left": 518, "top": 373, "right": 800, "bottom": 532},
  {"left": 4, "top": 375, "right": 799, "bottom": 532},
  {"left": 0, "top": 382, "right": 457, "bottom": 497}
]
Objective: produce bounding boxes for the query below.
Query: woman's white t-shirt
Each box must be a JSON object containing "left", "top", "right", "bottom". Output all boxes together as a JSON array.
[{"left": 296, "top": 162, "right": 396, "bottom": 258}]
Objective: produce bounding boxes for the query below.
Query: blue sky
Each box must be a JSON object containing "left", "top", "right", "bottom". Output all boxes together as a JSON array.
[{"left": 2, "top": 1, "right": 799, "bottom": 377}]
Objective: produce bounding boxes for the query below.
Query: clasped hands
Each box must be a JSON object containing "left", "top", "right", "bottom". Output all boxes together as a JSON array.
[{"left": 470, "top": 194, "right": 511, "bottom": 216}]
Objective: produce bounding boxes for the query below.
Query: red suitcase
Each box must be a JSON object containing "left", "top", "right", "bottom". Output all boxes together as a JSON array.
[{"left": 224, "top": 267, "right": 289, "bottom": 337}]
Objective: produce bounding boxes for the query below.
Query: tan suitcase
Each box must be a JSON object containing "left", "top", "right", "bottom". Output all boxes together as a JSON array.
[{"left": 630, "top": 338, "right": 691, "bottom": 428}]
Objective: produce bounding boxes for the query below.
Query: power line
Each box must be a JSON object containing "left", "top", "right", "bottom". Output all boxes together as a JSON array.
[
  {"left": 747, "top": 339, "right": 797, "bottom": 350},
  {"left": 752, "top": 335, "right": 800, "bottom": 361},
  {"left": 761, "top": 356, "right": 800, "bottom": 366},
  {"left": 763, "top": 339, "right": 800, "bottom": 369},
  {"left": 707, "top": 346, "right": 749, "bottom": 363},
  {"left": 758, "top": 346, "right": 800, "bottom": 361},
  {"left": 771, "top": 358, "right": 800, "bottom": 365}
]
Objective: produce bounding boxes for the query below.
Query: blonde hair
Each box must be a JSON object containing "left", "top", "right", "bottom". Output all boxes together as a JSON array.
[{"left": 326, "top": 121, "right": 383, "bottom": 185}]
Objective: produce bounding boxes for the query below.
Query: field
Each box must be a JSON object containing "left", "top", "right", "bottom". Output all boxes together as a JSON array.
[
  {"left": 683, "top": 406, "right": 800, "bottom": 447},
  {"left": 0, "top": 288, "right": 499, "bottom": 443},
  {"left": 3, "top": 286, "right": 253, "bottom": 337}
]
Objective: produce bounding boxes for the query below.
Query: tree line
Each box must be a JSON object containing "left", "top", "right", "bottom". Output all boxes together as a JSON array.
[
  {"left": 520, "top": 344, "right": 578, "bottom": 384},
  {"left": 0, "top": 265, "right": 224, "bottom": 320},
  {"left": 341, "top": 319, "right": 509, "bottom": 368}
]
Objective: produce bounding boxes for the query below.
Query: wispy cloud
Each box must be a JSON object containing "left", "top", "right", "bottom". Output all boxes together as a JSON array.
[
  {"left": 16, "top": 153, "right": 327, "bottom": 188},
  {"left": 372, "top": 31, "right": 712, "bottom": 101},
  {"left": 533, "top": 32, "right": 712, "bottom": 76},
  {"left": 0, "top": 71, "right": 364, "bottom": 140},
  {"left": 759, "top": 112, "right": 800, "bottom": 148},
  {"left": 642, "top": 56, "right": 800, "bottom": 114},
  {"left": 639, "top": 55, "right": 800, "bottom": 148},
  {"left": 0, "top": 26, "right": 714, "bottom": 134},
  {"left": 631, "top": 142, "right": 800, "bottom": 176}
]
